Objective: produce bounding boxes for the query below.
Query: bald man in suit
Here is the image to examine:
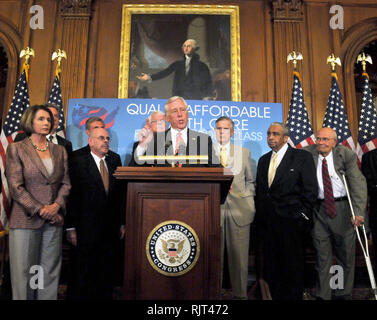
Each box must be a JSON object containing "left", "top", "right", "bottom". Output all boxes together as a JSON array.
[
  {"left": 304, "top": 127, "right": 367, "bottom": 300},
  {"left": 255, "top": 122, "right": 318, "bottom": 300}
]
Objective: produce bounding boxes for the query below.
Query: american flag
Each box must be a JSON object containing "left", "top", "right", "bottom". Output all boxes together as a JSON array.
[
  {"left": 322, "top": 73, "right": 355, "bottom": 151},
  {"left": 48, "top": 74, "right": 65, "bottom": 137},
  {"left": 356, "top": 72, "right": 377, "bottom": 163},
  {"left": 0, "top": 69, "right": 30, "bottom": 233},
  {"left": 286, "top": 71, "right": 315, "bottom": 148}
]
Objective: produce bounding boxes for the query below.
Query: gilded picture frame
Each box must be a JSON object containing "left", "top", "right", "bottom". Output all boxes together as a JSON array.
[{"left": 118, "top": 4, "right": 240, "bottom": 101}]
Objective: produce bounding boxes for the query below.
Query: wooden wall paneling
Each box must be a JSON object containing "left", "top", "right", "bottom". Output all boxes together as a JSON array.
[
  {"left": 264, "top": 1, "right": 276, "bottom": 103},
  {"left": 93, "top": 0, "right": 123, "bottom": 98},
  {"left": 28, "top": 0, "right": 59, "bottom": 105},
  {"left": 300, "top": 3, "right": 315, "bottom": 129},
  {"left": 84, "top": 0, "right": 99, "bottom": 98},
  {"left": 58, "top": 0, "right": 92, "bottom": 110},
  {"left": 305, "top": 2, "right": 333, "bottom": 132},
  {"left": 272, "top": 0, "right": 305, "bottom": 120},
  {"left": 239, "top": 0, "right": 269, "bottom": 102}
]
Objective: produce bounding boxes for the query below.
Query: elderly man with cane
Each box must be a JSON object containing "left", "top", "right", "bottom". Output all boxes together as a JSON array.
[{"left": 304, "top": 127, "right": 367, "bottom": 300}]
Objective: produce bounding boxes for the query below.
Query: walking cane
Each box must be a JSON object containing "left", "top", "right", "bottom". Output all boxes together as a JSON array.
[{"left": 342, "top": 174, "right": 377, "bottom": 300}]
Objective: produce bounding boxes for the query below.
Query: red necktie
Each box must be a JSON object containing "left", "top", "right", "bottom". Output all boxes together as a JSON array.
[
  {"left": 322, "top": 158, "right": 336, "bottom": 218},
  {"left": 175, "top": 132, "right": 184, "bottom": 155}
]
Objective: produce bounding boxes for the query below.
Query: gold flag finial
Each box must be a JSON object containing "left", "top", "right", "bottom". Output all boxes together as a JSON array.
[
  {"left": 356, "top": 52, "right": 373, "bottom": 72},
  {"left": 326, "top": 53, "right": 341, "bottom": 72},
  {"left": 287, "top": 51, "right": 303, "bottom": 70},
  {"left": 52, "top": 49, "right": 67, "bottom": 76},
  {"left": 19, "top": 47, "right": 35, "bottom": 65}
]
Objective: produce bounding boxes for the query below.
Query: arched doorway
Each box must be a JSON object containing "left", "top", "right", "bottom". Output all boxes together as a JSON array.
[
  {"left": 0, "top": 44, "right": 7, "bottom": 129},
  {"left": 354, "top": 40, "right": 377, "bottom": 117}
]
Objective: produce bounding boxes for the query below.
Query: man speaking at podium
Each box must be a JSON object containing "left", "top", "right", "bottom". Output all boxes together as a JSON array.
[{"left": 130, "top": 96, "right": 219, "bottom": 167}]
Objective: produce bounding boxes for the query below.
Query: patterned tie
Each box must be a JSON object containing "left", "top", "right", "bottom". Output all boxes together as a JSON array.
[
  {"left": 220, "top": 146, "right": 228, "bottom": 167},
  {"left": 100, "top": 159, "right": 109, "bottom": 194},
  {"left": 322, "top": 158, "right": 336, "bottom": 218},
  {"left": 268, "top": 153, "right": 278, "bottom": 187},
  {"left": 175, "top": 132, "right": 184, "bottom": 155}
]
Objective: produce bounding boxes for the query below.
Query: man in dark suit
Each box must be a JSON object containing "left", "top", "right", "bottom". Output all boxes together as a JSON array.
[
  {"left": 305, "top": 127, "right": 367, "bottom": 300},
  {"left": 65, "top": 128, "right": 125, "bottom": 300},
  {"left": 137, "top": 39, "right": 214, "bottom": 100},
  {"left": 255, "top": 122, "right": 318, "bottom": 300},
  {"left": 14, "top": 103, "right": 73, "bottom": 157},
  {"left": 362, "top": 149, "right": 377, "bottom": 268},
  {"left": 130, "top": 96, "right": 219, "bottom": 167}
]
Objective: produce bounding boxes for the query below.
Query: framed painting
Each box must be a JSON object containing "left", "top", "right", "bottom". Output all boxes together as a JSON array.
[{"left": 118, "top": 4, "right": 240, "bottom": 101}]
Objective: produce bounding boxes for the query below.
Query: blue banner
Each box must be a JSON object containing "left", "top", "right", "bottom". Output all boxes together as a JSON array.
[{"left": 67, "top": 99, "right": 283, "bottom": 172}]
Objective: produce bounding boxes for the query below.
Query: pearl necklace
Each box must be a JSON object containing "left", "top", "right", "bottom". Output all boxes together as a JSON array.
[{"left": 29, "top": 137, "right": 49, "bottom": 152}]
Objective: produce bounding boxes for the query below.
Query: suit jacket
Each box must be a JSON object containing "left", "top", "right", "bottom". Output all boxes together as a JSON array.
[
  {"left": 362, "top": 149, "right": 377, "bottom": 227},
  {"left": 5, "top": 138, "right": 71, "bottom": 229},
  {"left": 221, "top": 144, "right": 256, "bottom": 226},
  {"left": 129, "top": 128, "right": 220, "bottom": 167},
  {"left": 305, "top": 144, "right": 367, "bottom": 218},
  {"left": 151, "top": 53, "right": 213, "bottom": 100},
  {"left": 66, "top": 148, "right": 125, "bottom": 245},
  {"left": 255, "top": 145, "right": 318, "bottom": 225},
  {"left": 14, "top": 132, "right": 73, "bottom": 157}
]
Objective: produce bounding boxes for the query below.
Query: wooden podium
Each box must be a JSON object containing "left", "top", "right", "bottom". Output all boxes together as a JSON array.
[{"left": 114, "top": 167, "right": 233, "bottom": 300}]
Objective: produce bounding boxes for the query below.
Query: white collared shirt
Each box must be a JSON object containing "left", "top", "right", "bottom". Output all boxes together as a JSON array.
[
  {"left": 47, "top": 133, "right": 58, "bottom": 144},
  {"left": 269, "top": 143, "right": 288, "bottom": 169},
  {"left": 317, "top": 151, "right": 346, "bottom": 199},
  {"left": 90, "top": 151, "right": 108, "bottom": 173}
]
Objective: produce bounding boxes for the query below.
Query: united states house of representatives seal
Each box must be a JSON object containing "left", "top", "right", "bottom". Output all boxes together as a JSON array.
[{"left": 146, "top": 220, "right": 200, "bottom": 277}]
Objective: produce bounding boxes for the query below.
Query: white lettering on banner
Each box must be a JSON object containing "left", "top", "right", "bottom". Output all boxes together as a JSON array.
[
  {"left": 187, "top": 104, "right": 272, "bottom": 119},
  {"left": 126, "top": 103, "right": 162, "bottom": 115}
]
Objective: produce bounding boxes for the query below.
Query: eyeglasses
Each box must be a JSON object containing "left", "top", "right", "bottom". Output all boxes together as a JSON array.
[
  {"left": 150, "top": 120, "right": 166, "bottom": 124},
  {"left": 94, "top": 136, "right": 111, "bottom": 142},
  {"left": 315, "top": 137, "right": 334, "bottom": 142}
]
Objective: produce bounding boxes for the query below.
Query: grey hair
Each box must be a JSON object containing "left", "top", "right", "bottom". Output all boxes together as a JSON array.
[
  {"left": 183, "top": 39, "right": 198, "bottom": 50},
  {"left": 148, "top": 111, "right": 165, "bottom": 122},
  {"left": 270, "top": 122, "right": 289, "bottom": 136},
  {"left": 164, "top": 96, "right": 188, "bottom": 113}
]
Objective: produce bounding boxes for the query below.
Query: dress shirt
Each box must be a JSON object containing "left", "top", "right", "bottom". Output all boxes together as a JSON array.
[
  {"left": 90, "top": 151, "right": 108, "bottom": 173},
  {"left": 171, "top": 127, "right": 188, "bottom": 154},
  {"left": 269, "top": 143, "right": 288, "bottom": 169},
  {"left": 316, "top": 151, "right": 346, "bottom": 199},
  {"left": 46, "top": 133, "right": 58, "bottom": 144},
  {"left": 215, "top": 142, "right": 231, "bottom": 168}
]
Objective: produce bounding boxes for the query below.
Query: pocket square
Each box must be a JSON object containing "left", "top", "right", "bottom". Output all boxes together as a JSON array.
[{"left": 290, "top": 168, "right": 295, "bottom": 172}]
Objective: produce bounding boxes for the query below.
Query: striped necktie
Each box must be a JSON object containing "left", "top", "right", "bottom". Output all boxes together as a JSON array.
[{"left": 322, "top": 158, "right": 336, "bottom": 218}]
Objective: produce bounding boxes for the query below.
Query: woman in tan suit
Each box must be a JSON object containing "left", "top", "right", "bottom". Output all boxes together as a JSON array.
[{"left": 5, "top": 104, "right": 71, "bottom": 300}]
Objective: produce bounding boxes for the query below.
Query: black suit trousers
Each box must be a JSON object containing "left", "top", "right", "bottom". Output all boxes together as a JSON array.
[{"left": 261, "top": 213, "right": 306, "bottom": 300}]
